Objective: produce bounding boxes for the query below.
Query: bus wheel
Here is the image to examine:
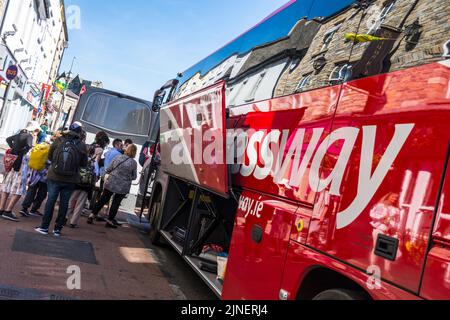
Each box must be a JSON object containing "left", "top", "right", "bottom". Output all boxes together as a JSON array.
[
  {"left": 312, "top": 289, "right": 367, "bottom": 300},
  {"left": 149, "top": 198, "right": 163, "bottom": 246}
]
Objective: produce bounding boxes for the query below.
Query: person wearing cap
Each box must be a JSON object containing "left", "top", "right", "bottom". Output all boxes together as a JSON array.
[
  {"left": 0, "top": 121, "right": 42, "bottom": 222},
  {"left": 35, "top": 122, "right": 88, "bottom": 237},
  {"left": 37, "top": 120, "right": 49, "bottom": 144}
]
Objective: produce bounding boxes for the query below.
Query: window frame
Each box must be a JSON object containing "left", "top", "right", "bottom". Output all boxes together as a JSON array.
[
  {"left": 329, "top": 63, "right": 352, "bottom": 84},
  {"left": 321, "top": 23, "right": 342, "bottom": 52},
  {"left": 367, "top": 1, "right": 396, "bottom": 35},
  {"left": 81, "top": 92, "right": 153, "bottom": 137},
  {"left": 296, "top": 74, "right": 313, "bottom": 92},
  {"left": 244, "top": 69, "right": 267, "bottom": 103}
]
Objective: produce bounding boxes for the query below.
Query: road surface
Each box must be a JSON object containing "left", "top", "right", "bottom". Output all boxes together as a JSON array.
[{"left": 0, "top": 151, "right": 215, "bottom": 300}]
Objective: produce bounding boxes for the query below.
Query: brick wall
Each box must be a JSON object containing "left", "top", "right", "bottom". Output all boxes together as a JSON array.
[{"left": 274, "top": 0, "right": 450, "bottom": 98}]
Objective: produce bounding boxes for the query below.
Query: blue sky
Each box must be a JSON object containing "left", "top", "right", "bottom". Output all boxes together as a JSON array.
[{"left": 60, "top": 0, "right": 285, "bottom": 101}]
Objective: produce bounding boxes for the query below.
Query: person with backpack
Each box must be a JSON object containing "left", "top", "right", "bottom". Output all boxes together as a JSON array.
[
  {"left": 19, "top": 142, "right": 51, "bottom": 217},
  {"left": 87, "top": 144, "right": 138, "bottom": 228},
  {"left": 91, "top": 131, "right": 110, "bottom": 178},
  {"left": 66, "top": 130, "right": 95, "bottom": 228},
  {"left": 87, "top": 131, "right": 110, "bottom": 213},
  {"left": 0, "top": 121, "right": 42, "bottom": 222},
  {"left": 35, "top": 122, "right": 87, "bottom": 236}
]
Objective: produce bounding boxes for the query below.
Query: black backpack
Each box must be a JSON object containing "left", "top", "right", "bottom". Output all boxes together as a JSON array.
[{"left": 53, "top": 138, "right": 81, "bottom": 176}]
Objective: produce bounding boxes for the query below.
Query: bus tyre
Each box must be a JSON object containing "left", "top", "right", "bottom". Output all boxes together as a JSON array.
[
  {"left": 149, "top": 200, "right": 162, "bottom": 246},
  {"left": 312, "top": 289, "right": 367, "bottom": 300}
]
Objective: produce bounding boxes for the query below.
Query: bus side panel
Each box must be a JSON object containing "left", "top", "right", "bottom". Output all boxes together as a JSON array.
[
  {"left": 307, "top": 62, "right": 450, "bottom": 293},
  {"left": 160, "top": 82, "right": 228, "bottom": 196},
  {"left": 421, "top": 156, "right": 450, "bottom": 299},
  {"left": 230, "top": 85, "right": 342, "bottom": 205},
  {"left": 420, "top": 247, "right": 450, "bottom": 299},
  {"left": 222, "top": 190, "right": 298, "bottom": 300},
  {"left": 280, "top": 241, "right": 420, "bottom": 300}
]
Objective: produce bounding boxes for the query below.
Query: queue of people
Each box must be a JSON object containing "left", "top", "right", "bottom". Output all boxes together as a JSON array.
[{"left": 0, "top": 120, "right": 139, "bottom": 237}]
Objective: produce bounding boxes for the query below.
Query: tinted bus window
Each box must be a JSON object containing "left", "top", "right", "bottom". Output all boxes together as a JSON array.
[
  {"left": 173, "top": 0, "right": 358, "bottom": 106},
  {"left": 176, "top": 0, "right": 315, "bottom": 98},
  {"left": 82, "top": 92, "right": 152, "bottom": 136}
]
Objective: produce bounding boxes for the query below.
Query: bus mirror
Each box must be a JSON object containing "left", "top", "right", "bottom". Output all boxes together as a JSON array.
[
  {"left": 152, "top": 79, "right": 179, "bottom": 112},
  {"left": 152, "top": 90, "right": 165, "bottom": 112}
]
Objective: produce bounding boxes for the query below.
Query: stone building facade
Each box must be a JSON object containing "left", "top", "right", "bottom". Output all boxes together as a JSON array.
[
  {"left": 0, "top": 0, "right": 68, "bottom": 142},
  {"left": 275, "top": 0, "right": 450, "bottom": 97},
  {"left": 48, "top": 1, "right": 69, "bottom": 85}
]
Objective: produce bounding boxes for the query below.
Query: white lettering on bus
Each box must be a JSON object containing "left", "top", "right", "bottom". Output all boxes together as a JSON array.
[
  {"left": 236, "top": 123, "right": 414, "bottom": 229},
  {"left": 336, "top": 124, "right": 414, "bottom": 229},
  {"left": 238, "top": 195, "right": 264, "bottom": 219},
  {"left": 164, "top": 122, "right": 414, "bottom": 228}
]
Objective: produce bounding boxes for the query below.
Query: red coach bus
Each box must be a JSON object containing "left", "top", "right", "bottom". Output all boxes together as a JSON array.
[{"left": 147, "top": 0, "right": 450, "bottom": 300}]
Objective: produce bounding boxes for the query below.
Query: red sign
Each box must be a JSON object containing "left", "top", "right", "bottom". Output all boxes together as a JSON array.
[
  {"left": 80, "top": 85, "right": 87, "bottom": 96},
  {"left": 6, "top": 65, "right": 18, "bottom": 81},
  {"left": 41, "top": 83, "right": 52, "bottom": 101},
  {"left": 27, "top": 92, "right": 34, "bottom": 103}
]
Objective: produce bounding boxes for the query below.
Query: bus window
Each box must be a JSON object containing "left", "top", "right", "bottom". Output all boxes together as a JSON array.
[
  {"left": 171, "top": 0, "right": 361, "bottom": 105},
  {"left": 174, "top": 0, "right": 316, "bottom": 101},
  {"left": 82, "top": 92, "right": 152, "bottom": 136},
  {"left": 274, "top": 0, "right": 364, "bottom": 96}
]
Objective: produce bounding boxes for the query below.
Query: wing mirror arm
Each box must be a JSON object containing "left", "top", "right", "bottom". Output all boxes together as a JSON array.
[{"left": 151, "top": 79, "right": 179, "bottom": 112}]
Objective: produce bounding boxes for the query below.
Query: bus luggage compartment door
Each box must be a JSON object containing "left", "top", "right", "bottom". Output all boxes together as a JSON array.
[
  {"left": 160, "top": 82, "right": 229, "bottom": 197},
  {"left": 222, "top": 190, "right": 298, "bottom": 300}
]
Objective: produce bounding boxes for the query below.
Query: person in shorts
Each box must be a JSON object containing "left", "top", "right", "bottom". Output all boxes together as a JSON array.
[{"left": 0, "top": 121, "right": 41, "bottom": 222}]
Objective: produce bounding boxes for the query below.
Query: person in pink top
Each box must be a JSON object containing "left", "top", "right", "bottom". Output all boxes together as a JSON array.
[{"left": 370, "top": 192, "right": 402, "bottom": 274}]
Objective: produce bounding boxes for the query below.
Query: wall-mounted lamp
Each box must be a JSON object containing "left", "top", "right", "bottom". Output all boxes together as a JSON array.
[
  {"left": 313, "top": 56, "right": 327, "bottom": 71},
  {"left": 404, "top": 19, "right": 422, "bottom": 45}
]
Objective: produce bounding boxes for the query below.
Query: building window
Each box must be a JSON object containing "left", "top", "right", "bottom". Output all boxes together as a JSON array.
[
  {"left": 367, "top": 1, "right": 396, "bottom": 35},
  {"left": 296, "top": 74, "right": 312, "bottom": 92},
  {"left": 244, "top": 71, "right": 266, "bottom": 103},
  {"left": 321, "top": 23, "right": 342, "bottom": 51},
  {"left": 329, "top": 63, "right": 352, "bottom": 84},
  {"left": 443, "top": 40, "right": 450, "bottom": 58},
  {"left": 289, "top": 58, "right": 301, "bottom": 73}
]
